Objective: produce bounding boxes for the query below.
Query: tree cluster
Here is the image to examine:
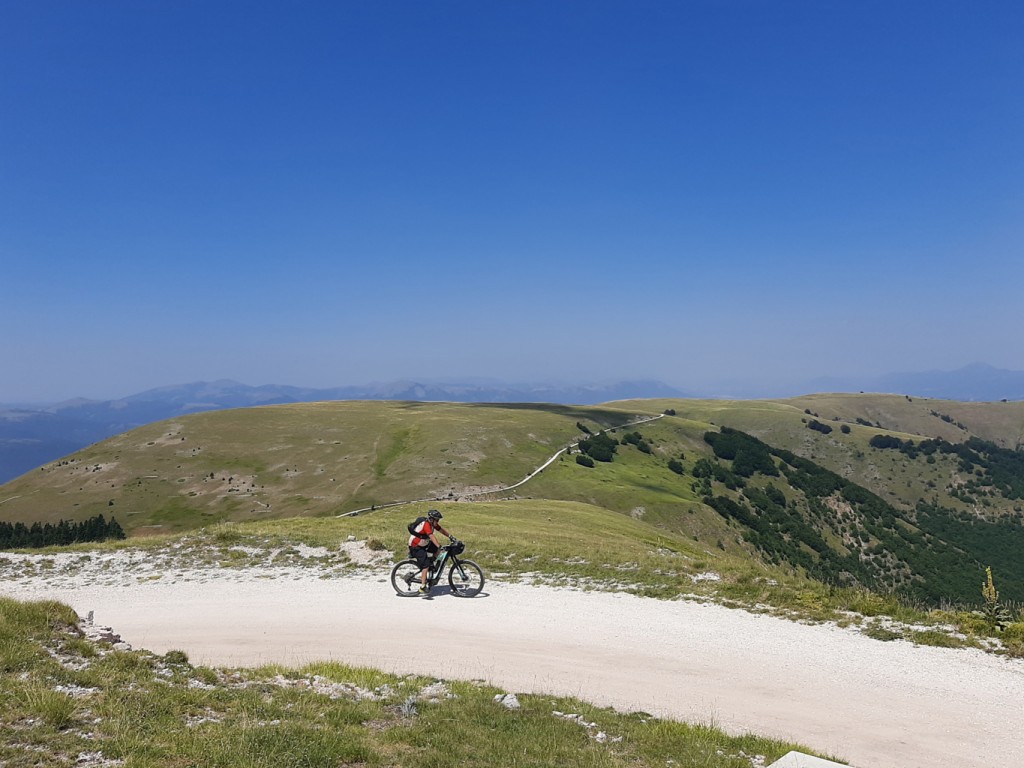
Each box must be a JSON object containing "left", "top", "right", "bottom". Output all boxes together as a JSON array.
[
  {"left": 577, "top": 433, "right": 618, "bottom": 463},
  {"left": 620, "top": 431, "right": 652, "bottom": 454},
  {"left": 700, "top": 426, "right": 1024, "bottom": 604},
  {"left": 915, "top": 501, "right": 1024, "bottom": 602},
  {"left": 0, "top": 514, "right": 126, "bottom": 550},
  {"left": 703, "top": 428, "right": 779, "bottom": 478}
]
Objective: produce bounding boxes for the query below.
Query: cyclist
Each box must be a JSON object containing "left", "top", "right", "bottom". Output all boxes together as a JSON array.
[{"left": 408, "top": 509, "right": 454, "bottom": 596}]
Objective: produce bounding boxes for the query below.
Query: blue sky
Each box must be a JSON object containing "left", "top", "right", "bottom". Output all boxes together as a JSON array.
[{"left": 2, "top": 1, "right": 1022, "bottom": 402}]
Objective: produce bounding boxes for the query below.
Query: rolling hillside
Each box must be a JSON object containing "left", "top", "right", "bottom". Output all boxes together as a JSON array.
[
  {"left": 0, "top": 401, "right": 644, "bottom": 534},
  {"left": 0, "top": 378, "right": 687, "bottom": 483},
  {"left": 3, "top": 395, "right": 1024, "bottom": 603}
]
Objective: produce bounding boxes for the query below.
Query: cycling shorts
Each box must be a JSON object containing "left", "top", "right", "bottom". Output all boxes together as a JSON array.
[{"left": 409, "top": 543, "right": 437, "bottom": 569}]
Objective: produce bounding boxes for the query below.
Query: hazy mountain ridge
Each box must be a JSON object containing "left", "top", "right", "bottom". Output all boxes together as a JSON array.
[{"left": 2, "top": 364, "right": 1022, "bottom": 484}]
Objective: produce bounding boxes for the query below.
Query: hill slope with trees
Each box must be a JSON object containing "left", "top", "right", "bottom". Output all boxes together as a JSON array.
[{"left": 3, "top": 395, "right": 1024, "bottom": 604}]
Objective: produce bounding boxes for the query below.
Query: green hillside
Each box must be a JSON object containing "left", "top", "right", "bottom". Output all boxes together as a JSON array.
[
  {"left": 0, "top": 401, "right": 641, "bottom": 534},
  {"left": 618, "top": 396, "right": 1024, "bottom": 516},
  {"left": 3, "top": 395, "right": 1024, "bottom": 605}
]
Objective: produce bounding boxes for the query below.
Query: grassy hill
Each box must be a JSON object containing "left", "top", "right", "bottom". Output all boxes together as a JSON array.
[
  {"left": 3, "top": 395, "right": 1024, "bottom": 606},
  {"left": 618, "top": 396, "right": 1024, "bottom": 515},
  {"left": 0, "top": 401, "right": 640, "bottom": 534}
]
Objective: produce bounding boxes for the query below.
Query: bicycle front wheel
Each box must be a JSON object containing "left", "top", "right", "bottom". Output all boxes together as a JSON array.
[
  {"left": 391, "top": 560, "right": 423, "bottom": 597},
  {"left": 448, "top": 559, "right": 484, "bottom": 597}
]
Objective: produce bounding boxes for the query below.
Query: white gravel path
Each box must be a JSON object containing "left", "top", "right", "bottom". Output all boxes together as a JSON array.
[{"left": 3, "top": 552, "right": 1022, "bottom": 768}]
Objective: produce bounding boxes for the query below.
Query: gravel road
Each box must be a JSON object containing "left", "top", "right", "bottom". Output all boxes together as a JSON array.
[{"left": 3, "top": 553, "right": 1022, "bottom": 768}]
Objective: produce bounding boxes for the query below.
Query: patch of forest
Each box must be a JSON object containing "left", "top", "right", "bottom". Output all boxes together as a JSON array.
[
  {"left": 0, "top": 514, "right": 126, "bottom": 550},
  {"left": 700, "top": 428, "right": 1024, "bottom": 604}
]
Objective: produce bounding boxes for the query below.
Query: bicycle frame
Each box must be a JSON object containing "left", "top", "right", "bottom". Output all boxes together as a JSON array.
[{"left": 428, "top": 545, "right": 465, "bottom": 585}]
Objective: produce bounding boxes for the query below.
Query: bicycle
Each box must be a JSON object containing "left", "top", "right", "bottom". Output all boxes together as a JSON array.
[{"left": 390, "top": 539, "right": 485, "bottom": 597}]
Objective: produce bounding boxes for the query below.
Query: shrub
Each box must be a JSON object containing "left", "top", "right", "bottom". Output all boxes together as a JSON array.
[
  {"left": 1001, "top": 622, "right": 1024, "bottom": 643},
  {"left": 869, "top": 434, "right": 902, "bottom": 450},
  {"left": 863, "top": 624, "right": 902, "bottom": 642},
  {"left": 578, "top": 433, "right": 618, "bottom": 462},
  {"left": 164, "top": 649, "right": 190, "bottom": 665},
  {"left": 667, "top": 459, "right": 684, "bottom": 475},
  {"left": 575, "top": 454, "right": 594, "bottom": 468}
]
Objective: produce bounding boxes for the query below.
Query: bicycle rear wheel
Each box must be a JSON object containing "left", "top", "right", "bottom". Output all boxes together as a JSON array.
[
  {"left": 391, "top": 559, "right": 423, "bottom": 597},
  {"left": 448, "top": 559, "right": 484, "bottom": 597}
]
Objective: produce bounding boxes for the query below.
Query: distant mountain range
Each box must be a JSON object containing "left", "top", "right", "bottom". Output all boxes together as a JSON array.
[{"left": 1, "top": 364, "right": 1022, "bottom": 485}]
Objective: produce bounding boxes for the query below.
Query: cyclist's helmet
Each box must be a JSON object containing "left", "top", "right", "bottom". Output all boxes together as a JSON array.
[{"left": 427, "top": 509, "right": 443, "bottom": 521}]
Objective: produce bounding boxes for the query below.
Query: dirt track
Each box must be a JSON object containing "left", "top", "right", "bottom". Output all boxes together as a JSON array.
[{"left": 5, "top": 562, "right": 1023, "bottom": 768}]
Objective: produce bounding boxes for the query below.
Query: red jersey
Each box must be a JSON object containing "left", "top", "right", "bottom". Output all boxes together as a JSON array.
[{"left": 409, "top": 519, "right": 434, "bottom": 547}]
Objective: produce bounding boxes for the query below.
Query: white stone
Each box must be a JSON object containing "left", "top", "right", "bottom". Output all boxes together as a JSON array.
[
  {"left": 496, "top": 693, "right": 520, "bottom": 709},
  {"left": 767, "top": 751, "right": 852, "bottom": 768}
]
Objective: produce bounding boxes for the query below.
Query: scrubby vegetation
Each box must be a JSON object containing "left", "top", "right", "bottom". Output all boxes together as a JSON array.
[{"left": 869, "top": 433, "right": 1024, "bottom": 501}]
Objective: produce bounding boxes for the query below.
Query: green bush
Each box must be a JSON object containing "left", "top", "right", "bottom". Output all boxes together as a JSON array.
[
  {"left": 869, "top": 434, "right": 902, "bottom": 450},
  {"left": 578, "top": 433, "right": 617, "bottom": 463},
  {"left": 1001, "top": 622, "right": 1024, "bottom": 642},
  {"left": 806, "top": 420, "right": 833, "bottom": 435}
]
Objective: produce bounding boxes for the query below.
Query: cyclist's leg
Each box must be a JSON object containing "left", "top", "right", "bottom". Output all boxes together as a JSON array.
[
  {"left": 425, "top": 542, "right": 439, "bottom": 586},
  {"left": 411, "top": 547, "right": 431, "bottom": 591}
]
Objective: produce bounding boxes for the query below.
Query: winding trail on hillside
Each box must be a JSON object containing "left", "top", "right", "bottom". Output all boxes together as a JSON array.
[
  {"left": 338, "top": 413, "right": 666, "bottom": 516},
  {"left": 5, "top": 563, "right": 1022, "bottom": 768}
]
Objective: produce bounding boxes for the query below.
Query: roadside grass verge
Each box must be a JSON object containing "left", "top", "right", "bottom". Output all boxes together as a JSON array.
[{"left": 0, "top": 597, "right": 824, "bottom": 768}]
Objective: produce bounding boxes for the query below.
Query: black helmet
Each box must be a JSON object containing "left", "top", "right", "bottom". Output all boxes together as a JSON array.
[{"left": 427, "top": 509, "right": 442, "bottom": 521}]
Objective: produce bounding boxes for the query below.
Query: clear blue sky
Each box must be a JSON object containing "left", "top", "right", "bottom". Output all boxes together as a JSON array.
[{"left": 2, "top": 1, "right": 1022, "bottom": 402}]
